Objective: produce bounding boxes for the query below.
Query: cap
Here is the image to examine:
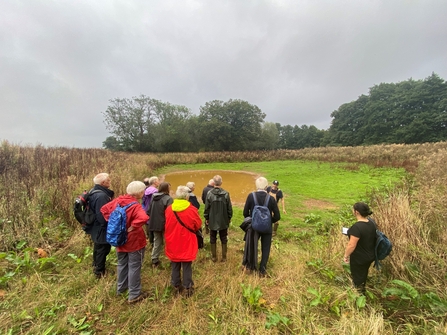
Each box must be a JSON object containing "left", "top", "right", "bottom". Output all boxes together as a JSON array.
[{"left": 273, "top": 180, "right": 279, "bottom": 186}]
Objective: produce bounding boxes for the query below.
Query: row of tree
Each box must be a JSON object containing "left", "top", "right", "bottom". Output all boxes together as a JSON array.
[{"left": 102, "top": 73, "right": 446, "bottom": 152}]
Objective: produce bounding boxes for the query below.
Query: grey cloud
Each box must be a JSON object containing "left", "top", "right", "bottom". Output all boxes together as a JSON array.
[{"left": 1, "top": 0, "right": 446, "bottom": 147}]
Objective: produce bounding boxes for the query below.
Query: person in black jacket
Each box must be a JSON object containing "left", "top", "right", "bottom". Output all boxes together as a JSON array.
[
  {"left": 186, "top": 181, "right": 200, "bottom": 209},
  {"left": 201, "top": 179, "right": 214, "bottom": 234},
  {"left": 243, "top": 177, "right": 280, "bottom": 276},
  {"left": 147, "top": 182, "right": 173, "bottom": 268},
  {"left": 85, "top": 173, "right": 114, "bottom": 279}
]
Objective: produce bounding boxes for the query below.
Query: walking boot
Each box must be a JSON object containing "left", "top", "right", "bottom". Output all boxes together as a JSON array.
[
  {"left": 272, "top": 223, "right": 279, "bottom": 237},
  {"left": 221, "top": 244, "right": 227, "bottom": 262},
  {"left": 210, "top": 243, "right": 217, "bottom": 262}
]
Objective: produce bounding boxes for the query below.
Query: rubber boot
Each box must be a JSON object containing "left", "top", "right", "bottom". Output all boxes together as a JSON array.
[
  {"left": 210, "top": 243, "right": 217, "bottom": 262},
  {"left": 221, "top": 244, "right": 227, "bottom": 262},
  {"left": 272, "top": 223, "right": 279, "bottom": 236}
]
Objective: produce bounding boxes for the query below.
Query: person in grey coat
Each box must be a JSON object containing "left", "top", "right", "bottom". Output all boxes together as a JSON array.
[
  {"left": 204, "top": 175, "right": 233, "bottom": 262},
  {"left": 147, "top": 182, "right": 173, "bottom": 267}
]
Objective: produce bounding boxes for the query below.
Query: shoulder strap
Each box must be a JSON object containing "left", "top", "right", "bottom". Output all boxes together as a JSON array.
[
  {"left": 174, "top": 211, "right": 195, "bottom": 235},
  {"left": 263, "top": 194, "right": 270, "bottom": 207},
  {"left": 368, "top": 217, "right": 378, "bottom": 230},
  {"left": 252, "top": 192, "right": 259, "bottom": 206},
  {"left": 123, "top": 201, "right": 138, "bottom": 210}
]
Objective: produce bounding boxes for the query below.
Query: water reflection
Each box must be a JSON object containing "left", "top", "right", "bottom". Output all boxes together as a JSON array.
[{"left": 161, "top": 170, "right": 259, "bottom": 204}]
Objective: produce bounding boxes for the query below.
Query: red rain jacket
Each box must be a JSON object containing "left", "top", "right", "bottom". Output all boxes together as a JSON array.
[
  {"left": 165, "top": 199, "right": 202, "bottom": 262},
  {"left": 100, "top": 195, "right": 148, "bottom": 253}
]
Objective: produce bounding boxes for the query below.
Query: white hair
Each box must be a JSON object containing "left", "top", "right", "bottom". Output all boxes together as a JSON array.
[
  {"left": 176, "top": 185, "right": 190, "bottom": 200},
  {"left": 148, "top": 176, "right": 159, "bottom": 185},
  {"left": 186, "top": 181, "right": 195, "bottom": 190},
  {"left": 209, "top": 179, "right": 215, "bottom": 186},
  {"left": 93, "top": 173, "right": 109, "bottom": 185},
  {"left": 255, "top": 177, "right": 268, "bottom": 190},
  {"left": 126, "top": 181, "right": 146, "bottom": 196}
]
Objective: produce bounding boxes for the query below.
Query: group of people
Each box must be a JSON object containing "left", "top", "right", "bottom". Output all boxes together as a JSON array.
[{"left": 84, "top": 172, "right": 375, "bottom": 304}]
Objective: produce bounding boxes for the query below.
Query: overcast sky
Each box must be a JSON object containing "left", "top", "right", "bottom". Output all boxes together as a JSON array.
[{"left": 1, "top": 0, "right": 446, "bottom": 148}]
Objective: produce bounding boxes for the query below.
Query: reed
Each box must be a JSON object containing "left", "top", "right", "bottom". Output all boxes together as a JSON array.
[{"left": 1, "top": 140, "right": 447, "bottom": 334}]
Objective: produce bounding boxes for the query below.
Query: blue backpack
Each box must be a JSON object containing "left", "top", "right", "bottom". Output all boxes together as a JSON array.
[
  {"left": 251, "top": 192, "right": 272, "bottom": 234},
  {"left": 369, "top": 218, "right": 392, "bottom": 269},
  {"left": 106, "top": 202, "right": 137, "bottom": 247}
]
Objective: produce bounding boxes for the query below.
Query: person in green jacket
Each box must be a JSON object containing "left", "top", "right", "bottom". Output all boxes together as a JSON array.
[{"left": 204, "top": 175, "right": 233, "bottom": 262}]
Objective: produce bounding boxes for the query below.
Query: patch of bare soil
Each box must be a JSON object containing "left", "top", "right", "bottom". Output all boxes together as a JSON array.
[{"left": 303, "top": 199, "right": 338, "bottom": 210}]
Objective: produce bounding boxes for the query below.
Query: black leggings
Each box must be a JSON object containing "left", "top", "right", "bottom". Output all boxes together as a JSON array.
[{"left": 350, "top": 261, "right": 373, "bottom": 293}]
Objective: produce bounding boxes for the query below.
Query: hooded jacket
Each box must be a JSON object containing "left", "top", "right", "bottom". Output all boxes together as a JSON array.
[
  {"left": 100, "top": 195, "right": 148, "bottom": 253},
  {"left": 148, "top": 192, "right": 173, "bottom": 232},
  {"left": 204, "top": 187, "right": 233, "bottom": 231},
  {"left": 164, "top": 199, "right": 202, "bottom": 262},
  {"left": 86, "top": 184, "right": 114, "bottom": 244},
  {"left": 142, "top": 186, "right": 158, "bottom": 211}
]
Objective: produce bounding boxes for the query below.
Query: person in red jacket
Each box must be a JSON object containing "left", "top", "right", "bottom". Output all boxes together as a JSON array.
[
  {"left": 101, "top": 181, "right": 149, "bottom": 304},
  {"left": 165, "top": 185, "right": 202, "bottom": 297}
]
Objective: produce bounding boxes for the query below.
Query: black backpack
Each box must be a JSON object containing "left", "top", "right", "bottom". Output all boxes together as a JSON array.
[{"left": 73, "top": 189, "right": 102, "bottom": 231}]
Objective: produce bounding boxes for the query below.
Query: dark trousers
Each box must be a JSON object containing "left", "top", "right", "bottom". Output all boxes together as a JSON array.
[
  {"left": 93, "top": 243, "right": 111, "bottom": 276},
  {"left": 210, "top": 229, "right": 228, "bottom": 244},
  {"left": 350, "top": 261, "right": 373, "bottom": 293},
  {"left": 258, "top": 232, "right": 272, "bottom": 274},
  {"left": 171, "top": 261, "right": 193, "bottom": 289}
]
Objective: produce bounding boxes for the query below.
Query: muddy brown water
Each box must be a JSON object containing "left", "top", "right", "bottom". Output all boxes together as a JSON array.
[{"left": 160, "top": 170, "right": 260, "bottom": 205}]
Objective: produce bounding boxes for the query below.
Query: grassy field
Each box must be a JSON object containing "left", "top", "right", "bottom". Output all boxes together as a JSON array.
[{"left": 1, "top": 143, "right": 447, "bottom": 334}]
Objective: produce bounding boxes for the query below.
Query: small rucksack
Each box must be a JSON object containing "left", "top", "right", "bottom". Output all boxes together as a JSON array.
[
  {"left": 369, "top": 218, "right": 393, "bottom": 269},
  {"left": 73, "top": 189, "right": 102, "bottom": 231},
  {"left": 251, "top": 192, "right": 272, "bottom": 234},
  {"left": 106, "top": 202, "right": 137, "bottom": 247}
]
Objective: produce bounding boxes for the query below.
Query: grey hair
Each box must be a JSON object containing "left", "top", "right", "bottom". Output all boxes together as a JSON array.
[
  {"left": 176, "top": 185, "right": 190, "bottom": 200},
  {"left": 148, "top": 176, "right": 159, "bottom": 185},
  {"left": 126, "top": 181, "right": 146, "bottom": 196},
  {"left": 209, "top": 179, "right": 215, "bottom": 186},
  {"left": 93, "top": 173, "right": 109, "bottom": 185},
  {"left": 255, "top": 177, "right": 269, "bottom": 190},
  {"left": 186, "top": 181, "right": 195, "bottom": 190},
  {"left": 213, "top": 175, "right": 222, "bottom": 186}
]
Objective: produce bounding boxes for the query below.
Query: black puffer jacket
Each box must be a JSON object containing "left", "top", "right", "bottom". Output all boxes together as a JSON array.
[
  {"left": 148, "top": 192, "right": 173, "bottom": 232},
  {"left": 85, "top": 184, "right": 114, "bottom": 244}
]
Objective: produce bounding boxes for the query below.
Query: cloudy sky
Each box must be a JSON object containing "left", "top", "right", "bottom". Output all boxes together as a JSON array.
[{"left": 1, "top": 0, "right": 446, "bottom": 148}]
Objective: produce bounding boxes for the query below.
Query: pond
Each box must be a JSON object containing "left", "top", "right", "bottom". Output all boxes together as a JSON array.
[{"left": 160, "top": 170, "right": 260, "bottom": 205}]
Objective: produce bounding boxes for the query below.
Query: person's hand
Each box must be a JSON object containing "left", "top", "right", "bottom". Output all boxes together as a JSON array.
[
  {"left": 283, "top": 209, "right": 287, "bottom": 214},
  {"left": 127, "top": 226, "right": 135, "bottom": 233},
  {"left": 343, "top": 255, "right": 349, "bottom": 263}
]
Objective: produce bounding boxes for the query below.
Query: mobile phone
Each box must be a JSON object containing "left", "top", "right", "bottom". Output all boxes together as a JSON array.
[{"left": 342, "top": 227, "right": 349, "bottom": 235}]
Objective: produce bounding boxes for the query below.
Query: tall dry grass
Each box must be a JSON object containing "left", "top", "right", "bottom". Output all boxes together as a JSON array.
[{"left": 2, "top": 140, "right": 447, "bottom": 334}]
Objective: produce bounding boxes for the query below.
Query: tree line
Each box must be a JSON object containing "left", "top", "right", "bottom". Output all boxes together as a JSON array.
[{"left": 102, "top": 73, "right": 447, "bottom": 152}]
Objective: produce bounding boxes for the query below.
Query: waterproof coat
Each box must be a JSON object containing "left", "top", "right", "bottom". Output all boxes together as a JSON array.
[
  {"left": 100, "top": 195, "right": 148, "bottom": 253},
  {"left": 148, "top": 192, "right": 173, "bottom": 232},
  {"left": 165, "top": 199, "right": 202, "bottom": 262},
  {"left": 142, "top": 186, "right": 158, "bottom": 211},
  {"left": 85, "top": 184, "right": 114, "bottom": 244},
  {"left": 204, "top": 187, "right": 233, "bottom": 231}
]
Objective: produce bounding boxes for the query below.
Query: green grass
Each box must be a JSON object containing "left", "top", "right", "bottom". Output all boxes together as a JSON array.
[
  {"left": 1, "top": 160, "right": 411, "bottom": 334},
  {"left": 161, "top": 160, "right": 406, "bottom": 222}
]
